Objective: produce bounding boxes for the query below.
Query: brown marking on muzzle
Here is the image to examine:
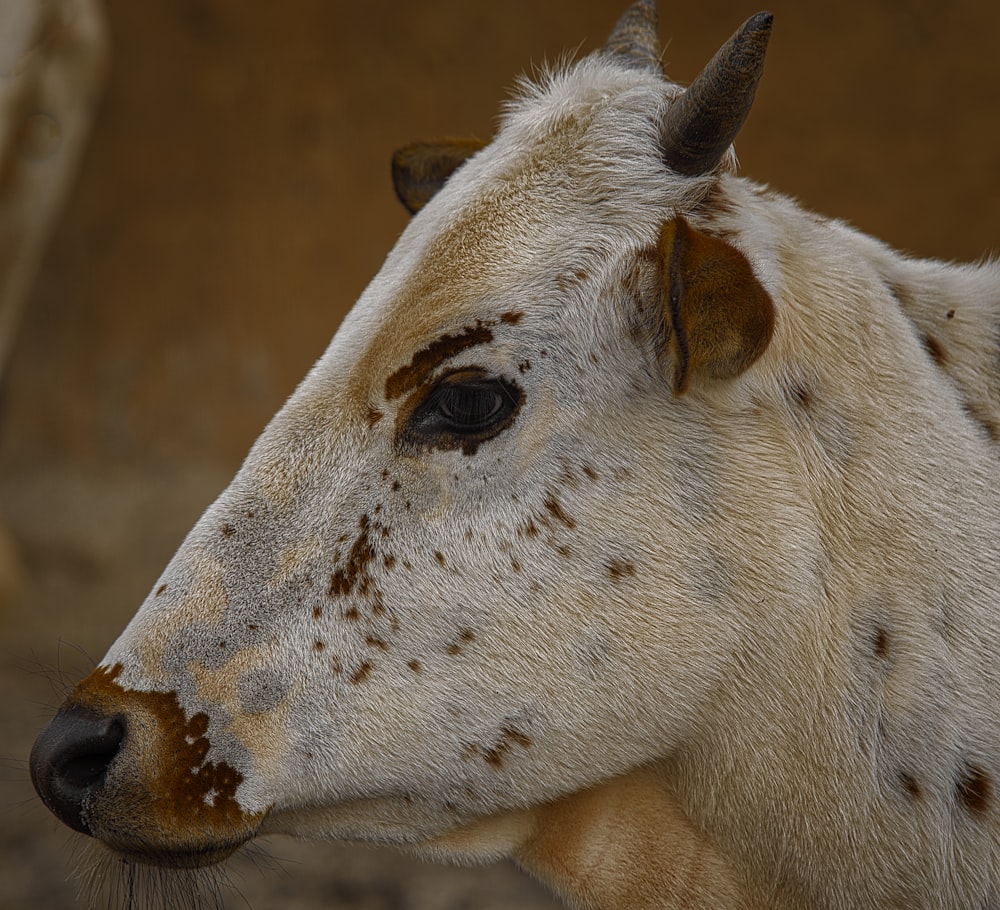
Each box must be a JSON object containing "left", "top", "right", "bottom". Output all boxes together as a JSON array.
[{"left": 68, "top": 664, "right": 261, "bottom": 860}]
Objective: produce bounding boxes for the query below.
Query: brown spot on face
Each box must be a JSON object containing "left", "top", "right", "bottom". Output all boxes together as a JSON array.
[
  {"left": 607, "top": 558, "right": 637, "bottom": 581},
  {"left": 383, "top": 555, "right": 397, "bottom": 570},
  {"left": 500, "top": 311, "right": 523, "bottom": 325},
  {"left": 434, "top": 551, "right": 446, "bottom": 566},
  {"left": 518, "top": 360, "right": 532, "bottom": 373},
  {"left": 407, "top": 660, "right": 422, "bottom": 674},
  {"left": 482, "top": 725, "right": 533, "bottom": 769},
  {"left": 329, "top": 516, "right": 376, "bottom": 599},
  {"left": 511, "top": 559, "right": 522, "bottom": 572},
  {"left": 314, "top": 640, "right": 325, "bottom": 652},
  {"left": 155, "top": 584, "right": 168, "bottom": 597},
  {"left": 365, "top": 636, "right": 389, "bottom": 651},
  {"left": 385, "top": 322, "right": 494, "bottom": 401},
  {"left": 874, "top": 627, "right": 890, "bottom": 660},
  {"left": 245, "top": 511, "right": 254, "bottom": 520},
  {"left": 957, "top": 764, "right": 992, "bottom": 814},
  {"left": 221, "top": 524, "right": 234, "bottom": 539},
  {"left": 922, "top": 333, "right": 947, "bottom": 367},
  {"left": 543, "top": 495, "right": 576, "bottom": 530},
  {"left": 391, "top": 480, "right": 401, "bottom": 492},
  {"left": 792, "top": 383, "right": 812, "bottom": 410},
  {"left": 312, "top": 606, "right": 322, "bottom": 620},
  {"left": 898, "top": 771, "right": 922, "bottom": 800},
  {"left": 350, "top": 662, "right": 373, "bottom": 685},
  {"left": 946, "top": 309, "right": 956, "bottom": 320},
  {"left": 582, "top": 465, "right": 599, "bottom": 482},
  {"left": 555, "top": 544, "right": 573, "bottom": 558},
  {"left": 343, "top": 606, "right": 360, "bottom": 622},
  {"left": 445, "top": 628, "right": 476, "bottom": 656},
  {"left": 366, "top": 407, "right": 384, "bottom": 427}
]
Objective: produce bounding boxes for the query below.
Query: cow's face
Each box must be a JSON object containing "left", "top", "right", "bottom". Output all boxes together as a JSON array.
[{"left": 31, "top": 3, "right": 774, "bottom": 874}]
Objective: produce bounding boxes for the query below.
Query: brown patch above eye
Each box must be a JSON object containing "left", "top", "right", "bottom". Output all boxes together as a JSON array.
[{"left": 384, "top": 321, "right": 495, "bottom": 401}]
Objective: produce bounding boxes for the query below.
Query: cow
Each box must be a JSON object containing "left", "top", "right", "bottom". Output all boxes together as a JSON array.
[{"left": 29, "top": 2, "right": 1000, "bottom": 908}]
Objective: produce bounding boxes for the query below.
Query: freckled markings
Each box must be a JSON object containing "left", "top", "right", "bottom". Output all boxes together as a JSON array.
[
  {"left": 606, "top": 558, "right": 636, "bottom": 581},
  {"left": 957, "top": 763, "right": 993, "bottom": 814},
  {"left": 462, "top": 725, "right": 533, "bottom": 769},
  {"left": 351, "top": 662, "right": 373, "bottom": 685},
  {"left": 543, "top": 494, "right": 576, "bottom": 530},
  {"left": 328, "top": 515, "right": 375, "bottom": 599},
  {"left": 445, "top": 628, "right": 476, "bottom": 656}
]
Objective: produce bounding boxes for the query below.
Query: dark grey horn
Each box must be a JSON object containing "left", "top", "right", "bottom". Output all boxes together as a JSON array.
[
  {"left": 603, "top": 0, "right": 661, "bottom": 73},
  {"left": 661, "top": 12, "right": 773, "bottom": 176}
]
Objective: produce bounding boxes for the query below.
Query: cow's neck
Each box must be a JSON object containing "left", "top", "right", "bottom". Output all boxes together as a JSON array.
[{"left": 514, "top": 765, "right": 754, "bottom": 910}]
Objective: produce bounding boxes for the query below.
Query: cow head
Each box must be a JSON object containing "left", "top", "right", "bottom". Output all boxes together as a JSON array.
[{"left": 31, "top": 0, "right": 774, "bottom": 895}]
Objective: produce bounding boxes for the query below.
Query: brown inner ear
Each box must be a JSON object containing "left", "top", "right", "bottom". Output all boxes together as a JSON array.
[
  {"left": 659, "top": 216, "right": 775, "bottom": 395},
  {"left": 391, "top": 139, "right": 487, "bottom": 214}
]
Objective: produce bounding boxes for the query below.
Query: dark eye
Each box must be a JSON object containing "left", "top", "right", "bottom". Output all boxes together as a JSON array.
[{"left": 404, "top": 370, "right": 523, "bottom": 453}]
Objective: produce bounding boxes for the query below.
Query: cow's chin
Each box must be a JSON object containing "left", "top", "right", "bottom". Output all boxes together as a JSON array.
[
  {"left": 258, "top": 795, "right": 538, "bottom": 865},
  {"left": 108, "top": 840, "right": 248, "bottom": 870}
]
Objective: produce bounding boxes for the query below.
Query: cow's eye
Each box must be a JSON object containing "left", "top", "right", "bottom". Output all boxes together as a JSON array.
[{"left": 404, "top": 370, "right": 522, "bottom": 451}]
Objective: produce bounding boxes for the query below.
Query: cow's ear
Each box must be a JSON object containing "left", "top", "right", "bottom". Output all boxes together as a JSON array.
[
  {"left": 391, "top": 140, "right": 487, "bottom": 214},
  {"left": 658, "top": 216, "right": 775, "bottom": 395}
]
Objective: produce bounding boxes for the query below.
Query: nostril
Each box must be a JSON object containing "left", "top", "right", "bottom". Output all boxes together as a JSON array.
[
  {"left": 59, "top": 718, "right": 126, "bottom": 789},
  {"left": 30, "top": 706, "right": 127, "bottom": 836}
]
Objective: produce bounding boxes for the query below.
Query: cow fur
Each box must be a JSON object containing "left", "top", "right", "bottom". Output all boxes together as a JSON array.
[{"left": 31, "top": 4, "right": 1000, "bottom": 909}]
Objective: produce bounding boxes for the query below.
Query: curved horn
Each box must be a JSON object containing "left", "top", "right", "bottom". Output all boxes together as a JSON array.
[
  {"left": 661, "top": 12, "right": 773, "bottom": 177},
  {"left": 603, "top": 0, "right": 661, "bottom": 73}
]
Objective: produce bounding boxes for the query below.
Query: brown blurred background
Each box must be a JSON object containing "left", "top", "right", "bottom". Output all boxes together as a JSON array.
[{"left": 1, "top": 0, "right": 997, "bottom": 907}]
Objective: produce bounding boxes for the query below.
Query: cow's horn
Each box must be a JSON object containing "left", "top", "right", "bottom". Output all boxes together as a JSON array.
[
  {"left": 603, "top": 0, "right": 661, "bottom": 73},
  {"left": 661, "top": 12, "right": 773, "bottom": 176}
]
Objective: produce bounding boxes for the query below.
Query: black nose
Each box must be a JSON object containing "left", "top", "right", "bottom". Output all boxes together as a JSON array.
[{"left": 30, "top": 706, "right": 126, "bottom": 835}]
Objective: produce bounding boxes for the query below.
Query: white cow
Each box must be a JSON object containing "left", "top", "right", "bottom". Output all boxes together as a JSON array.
[{"left": 30, "top": 3, "right": 1000, "bottom": 908}]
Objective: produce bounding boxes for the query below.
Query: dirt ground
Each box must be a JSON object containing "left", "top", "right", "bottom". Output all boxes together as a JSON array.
[{"left": 1, "top": 0, "right": 998, "bottom": 907}]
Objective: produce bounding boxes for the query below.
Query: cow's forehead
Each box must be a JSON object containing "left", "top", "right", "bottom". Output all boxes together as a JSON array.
[{"left": 332, "top": 59, "right": 692, "bottom": 407}]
